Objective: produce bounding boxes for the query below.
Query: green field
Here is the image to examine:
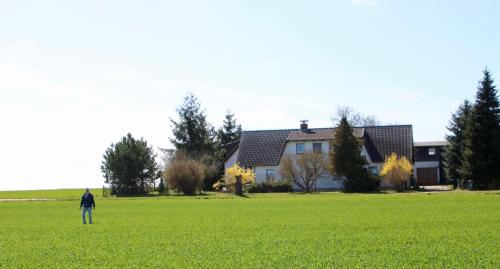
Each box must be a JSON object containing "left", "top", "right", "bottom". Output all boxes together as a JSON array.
[
  {"left": 1, "top": 190, "right": 499, "bottom": 268},
  {"left": 0, "top": 188, "right": 102, "bottom": 200}
]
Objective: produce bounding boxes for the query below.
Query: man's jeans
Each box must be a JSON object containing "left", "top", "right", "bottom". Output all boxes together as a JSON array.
[{"left": 82, "top": 207, "right": 93, "bottom": 224}]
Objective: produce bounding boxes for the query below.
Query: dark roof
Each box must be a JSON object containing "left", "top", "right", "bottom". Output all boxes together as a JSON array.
[
  {"left": 236, "top": 129, "right": 291, "bottom": 167},
  {"left": 233, "top": 125, "right": 413, "bottom": 167},
  {"left": 223, "top": 140, "right": 240, "bottom": 162},
  {"left": 287, "top": 128, "right": 365, "bottom": 141},
  {"left": 363, "top": 125, "right": 413, "bottom": 162}
]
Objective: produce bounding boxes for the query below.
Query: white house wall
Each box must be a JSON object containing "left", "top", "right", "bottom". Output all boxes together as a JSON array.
[
  {"left": 254, "top": 166, "right": 281, "bottom": 183},
  {"left": 281, "top": 140, "right": 372, "bottom": 190},
  {"left": 227, "top": 140, "right": 386, "bottom": 190},
  {"left": 224, "top": 149, "right": 239, "bottom": 170},
  {"left": 283, "top": 140, "right": 330, "bottom": 155}
]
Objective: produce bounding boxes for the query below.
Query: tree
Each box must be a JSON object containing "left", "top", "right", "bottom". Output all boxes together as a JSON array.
[
  {"left": 462, "top": 69, "right": 500, "bottom": 188},
  {"left": 170, "top": 93, "right": 222, "bottom": 190},
  {"left": 101, "top": 133, "right": 158, "bottom": 195},
  {"left": 332, "top": 106, "right": 380, "bottom": 127},
  {"left": 210, "top": 111, "right": 244, "bottom": 190},
  {"left": 213, "top": 163, "right": 255, "bottom": 192},
  {"left": 216, "top": 111, "right": 242, "bottom": 146},
  {"left": 380, "top": 153, "right": 413, "bottom": 192},
  {"left": 170, "top": 93, "right": 215, "bottom": 157},
  {"left": 329, "top": 116, "right": 379, "bottom": 192},
  {"left": 158, "top": 179, "right": 166, "bottom": 193},
  {"left": 280, "top": 152, "right": 329, "bottom": 193},
  {"left": 443, "top": 100, "right": 472, "bottom": 180}
]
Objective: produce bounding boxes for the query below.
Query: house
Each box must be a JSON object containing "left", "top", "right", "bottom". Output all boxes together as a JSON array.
[
  {"left": 224, "top": 121, "right": 414, "bottom": 190},
  {"left": 413, "top": 141, "right": 448, "bottom": 185}
]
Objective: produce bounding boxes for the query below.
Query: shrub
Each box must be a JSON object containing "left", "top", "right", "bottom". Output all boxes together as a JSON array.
[
  {"left": 343, "top": 170, "right": 381, "bottom": 193},
  {"left": 213, "top": 163, "right": 255, "bottom": 192},
  {"left": 380, "top": 153, "right": 413, "bottom": 192},
  {"left": 248, "top": 181, "right": 293, "bottom": 193},
  {"left": 247, "top": 183, "right": 267, "bottom": 193},
  {"left": 280, "top": 153, "right": 328, "bottom": 193},
  {"left": 166, "top": 155, "right": 205, "bottom": 195}
]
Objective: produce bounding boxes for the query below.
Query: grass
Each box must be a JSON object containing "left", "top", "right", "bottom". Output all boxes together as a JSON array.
[
  {"left": 0, "top": 188, "right": 102, "bottom": 200},
  {"left": 0, "top": 190, "right": 499, "bottom": 268}
]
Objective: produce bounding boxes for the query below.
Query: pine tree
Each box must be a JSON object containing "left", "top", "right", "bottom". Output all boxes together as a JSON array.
[
  {"left": 170, "top": 93, "right": 215, "bottom": 157},
  {"left": 158, "top": 179, "right": 166, "bottom": 193},
  {"left": 462, "top": 69, "right": 500, "bottom": 188},
  {"left": 101, "top": 133, "right": 158, "bottom": 195},
  {"left": 443, "top": 100, "right": 472, "bottom": 180},
  {"left": 329, "top": 116, "right": 379, "bottom": 192},
  {"left": 216, "top": 111, "right": 242, "bottom": 146},
  {"left": 208, "top": 111, "right": 243, "bottom": 190}
]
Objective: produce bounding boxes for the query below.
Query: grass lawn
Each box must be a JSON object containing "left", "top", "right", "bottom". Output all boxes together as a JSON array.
[
  {"left": 0, "top": 190, "right": 499, "bottom": 268},
  {"left": 0, "top": 188, "right": 102, "bottom": 200}
]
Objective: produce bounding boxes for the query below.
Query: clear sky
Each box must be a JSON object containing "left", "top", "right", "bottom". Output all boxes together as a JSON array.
[{"left": 1, "top": 0, "right": 499, "bottom": 190}]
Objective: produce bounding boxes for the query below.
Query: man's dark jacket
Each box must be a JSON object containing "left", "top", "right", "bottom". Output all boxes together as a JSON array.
[{"left": 80, "top": 193, "right": 95, "bottom": 208}]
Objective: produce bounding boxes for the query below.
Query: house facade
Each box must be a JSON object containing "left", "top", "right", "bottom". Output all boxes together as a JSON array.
[
  {"left": 224, "top": 122, "right": 414, "bottom": 190},
  {"left": 413, "top": 141, "right": 448, "bottom": 185}
]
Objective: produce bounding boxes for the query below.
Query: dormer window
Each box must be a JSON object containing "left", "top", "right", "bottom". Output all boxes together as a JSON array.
[
  {"left": 296, "top": 143, "right": 305, "bottom": 154},
  {"left": 428, "top": 148, "right": 436, "bottom": 156}
]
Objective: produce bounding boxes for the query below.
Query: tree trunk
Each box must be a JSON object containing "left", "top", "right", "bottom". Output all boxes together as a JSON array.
[{"left": 235, "top": 175, "right": 243, "bottom": 196}]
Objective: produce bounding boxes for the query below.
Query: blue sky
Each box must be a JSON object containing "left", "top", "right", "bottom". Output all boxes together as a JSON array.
[{"left": 1, "top": 0, "right": 499, "bottom": 190}]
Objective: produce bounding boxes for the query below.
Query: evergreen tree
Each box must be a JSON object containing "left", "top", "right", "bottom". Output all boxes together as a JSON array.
[
  {"left": 101, "top": 133, "right": 158, "bottom": 195},
  {"left": 208, "top": 111, "right": 243, "bottom": 190},
  {"left": 462, "top": 69, "right": 500, "bottom": 188},
  {"left": 443, "top": 100, "right": 472, "bottom": 180},
  {"left": 170, "top": 93, "right": 215, "bottom": 157},
  {"left": 170, "top": 93, "right": 225, "bottom": 190},
  {"left": 216, "top": 111, "right": 242, "bottom": 146},
  {"left": 158, "top": 179, "right": 166, "bottom": 193},
  {"left": 329, "top": 116, "right": 379, "bottom": 192}
]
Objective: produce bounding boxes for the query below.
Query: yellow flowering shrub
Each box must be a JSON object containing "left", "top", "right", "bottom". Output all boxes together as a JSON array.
[
  {"left": 213, "top": 163, "right": 255, "bottom": 192},
  {"left": 380, "top": 153, "right": 413, "bottom": 191}
]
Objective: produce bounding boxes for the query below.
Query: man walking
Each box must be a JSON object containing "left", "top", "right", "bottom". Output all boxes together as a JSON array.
[{"left": 80, "top": 188, "right": 95, "bottom": 224}]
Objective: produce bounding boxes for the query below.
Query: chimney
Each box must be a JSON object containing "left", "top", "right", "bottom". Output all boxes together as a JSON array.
[{"left": 300, "top": 120, "right": 309, "bottom": 131}]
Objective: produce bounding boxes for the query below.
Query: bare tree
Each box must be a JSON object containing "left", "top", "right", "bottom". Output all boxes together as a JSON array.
[
  {"left": 332, "top": 106, "right": 380, "bottom": 127},
  {"left": 279, "top": 152, "right": 329, "bottom": 193}
]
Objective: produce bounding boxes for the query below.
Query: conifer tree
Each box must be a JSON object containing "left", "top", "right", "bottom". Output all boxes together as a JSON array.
[
  {"left": 170, "top": 93, "right": 215, "bottom": 157},
  {"left": 101, "top": 133, "right": 158, "bottom": 195},
  {"left": 443, "top": 100, "right": 472, "bottom": 180},
  {"left": 329, "top": 116, "right": 379, "bottom": 192},
  {"left": 216, "top": 111, "right": 242, "bottom": 146},
  {"left": 158, "top": 179, "right": 166, "bottom": 193},
  {"left": 462, "top": 69, "right": 500, "bottom": 188}
]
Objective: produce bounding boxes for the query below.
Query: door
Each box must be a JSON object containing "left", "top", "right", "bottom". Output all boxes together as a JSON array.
[{"left": 416, "top": 168, "right": 438, "bottom": 186}]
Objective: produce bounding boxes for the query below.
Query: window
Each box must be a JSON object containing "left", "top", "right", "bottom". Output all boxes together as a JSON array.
[
  {"left": 296, "top": 143, "right": 305, "bottom": 154},
  {"left": 313, "top": 143, "right": 322, "bottom": 153},
  {"left": 266, "top": 169, "right": 276, "bottom": 182},
  {"left": 428, "top": 148, "right": 436, "bottom": 156},
  {"left": 368, "top": 166, "right": 378, "bottom": 175}
]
